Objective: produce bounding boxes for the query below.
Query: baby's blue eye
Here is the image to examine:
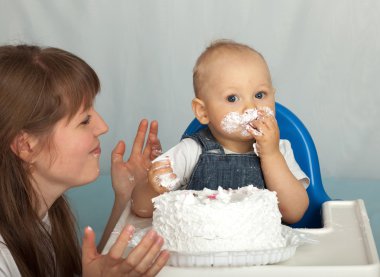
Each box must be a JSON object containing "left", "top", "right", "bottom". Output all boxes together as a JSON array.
[
  {"left": 255, "top": 91, "right": 265, "bottom": 99},
  {"left": 227, "top": 95, "right": 238, "bottom": 102}
]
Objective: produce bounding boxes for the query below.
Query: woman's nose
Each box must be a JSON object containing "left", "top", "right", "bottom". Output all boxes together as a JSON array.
[{"left": 94, "top": 112, "right": 109, "bottom": 136}]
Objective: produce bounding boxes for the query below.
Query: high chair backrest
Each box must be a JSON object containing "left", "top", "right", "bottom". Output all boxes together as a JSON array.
[{"left": 182, "top": 102, "right": 331, "bottom": 228}]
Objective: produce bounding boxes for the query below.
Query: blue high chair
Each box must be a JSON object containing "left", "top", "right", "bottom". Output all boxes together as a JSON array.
[{"left": 182, "top": 102, "right": 331, "bottom": 228}]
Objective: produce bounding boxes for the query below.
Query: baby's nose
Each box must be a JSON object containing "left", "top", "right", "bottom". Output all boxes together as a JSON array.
[{"left": 243, "top": 100, "right": 257, "bottom": 111}]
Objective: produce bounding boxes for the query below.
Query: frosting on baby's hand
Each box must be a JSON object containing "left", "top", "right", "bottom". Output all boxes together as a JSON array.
[
  {"left": 157, "top": 173, "right": 180, "bottom": 191},
  {"left": 153, "top": 156, "right": 180, "bottom": 191}
]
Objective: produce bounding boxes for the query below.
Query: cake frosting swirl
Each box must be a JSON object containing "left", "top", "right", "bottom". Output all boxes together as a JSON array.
[{"left": 152, "top": 185, "right": 286, "bottom": 253}]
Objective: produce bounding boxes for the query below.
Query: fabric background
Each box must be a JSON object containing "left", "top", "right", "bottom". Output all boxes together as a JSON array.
[{"left": 1, "top": 0, "right": 379, "bottom": 181}]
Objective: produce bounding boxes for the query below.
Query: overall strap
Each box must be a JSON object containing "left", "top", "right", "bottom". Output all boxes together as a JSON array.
[{"left": 183, "top": 127, "right": 225, "bottom": 153}]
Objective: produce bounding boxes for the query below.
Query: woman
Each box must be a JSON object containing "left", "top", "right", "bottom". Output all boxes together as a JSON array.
[{"left": 0, "top": 44, "right": 169, "bottom": 276}]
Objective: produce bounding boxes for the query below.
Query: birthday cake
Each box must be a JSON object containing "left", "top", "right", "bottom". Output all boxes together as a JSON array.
[{"left": 152, "top": 185, "right": 286, "bottom": 253}]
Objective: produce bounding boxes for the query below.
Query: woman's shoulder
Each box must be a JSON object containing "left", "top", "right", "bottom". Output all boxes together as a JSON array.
[
  {"left": 0, "top": 234, "right": 8, "bottom": 250},
  {"left": 0, "top": 235, "right": 21, "bottom": 276}
]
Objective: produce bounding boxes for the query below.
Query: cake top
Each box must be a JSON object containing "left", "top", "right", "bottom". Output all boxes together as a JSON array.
[{"left": 152, "top": 185, "right": 277, "bottom": 206}]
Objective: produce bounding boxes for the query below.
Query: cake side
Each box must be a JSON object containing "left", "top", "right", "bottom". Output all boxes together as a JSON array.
[{"left": 152, "top": 185, "right": 286, "bottom": 253}]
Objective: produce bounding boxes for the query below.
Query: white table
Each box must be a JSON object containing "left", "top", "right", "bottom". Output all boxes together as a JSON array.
[{"left": 103, "top": 200, "right": 380, "bottom": 277}]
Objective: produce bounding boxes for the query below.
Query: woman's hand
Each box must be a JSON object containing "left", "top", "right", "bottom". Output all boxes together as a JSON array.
[
  {"left": 98, "top": 120, "right": 162, "bottom": 252},
  {"left": 82, "top": 225, "right": 170, "bottom": 277},
  {"left": 111, "top": 120, "right": 162, "bottom": 205}
]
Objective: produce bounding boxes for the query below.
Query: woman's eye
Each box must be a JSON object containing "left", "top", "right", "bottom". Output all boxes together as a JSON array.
[
  {"left": 227, "top": 95, "right": 239, "bottom": 102},
  {"left": 81, "top": 115, "right": 92, "bottom": 125},
  {"left": 255, "top": 91, "right": 265, "bottom": 99}
]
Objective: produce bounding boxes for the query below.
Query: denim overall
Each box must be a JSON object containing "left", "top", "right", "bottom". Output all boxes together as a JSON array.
[{"left": 184, "top": 127, "right": 266, "bottom": 190}]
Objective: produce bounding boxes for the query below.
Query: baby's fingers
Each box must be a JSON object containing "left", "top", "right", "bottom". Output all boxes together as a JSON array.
[
  {"left": 149, "top": 174, "right": 173, "bottom": 194},
  {"left": 150, "top": 158, "right": 173, "bottom": 174},
  {"left": 151, "top": 159, "right": 172, "bottom": 171},
  {"left": 259, "top": 112, "right": 277, "bottom": 129},
  {"left": 247, "top": 120, "right": 264, "bottom": 137},
  {"left": 149, "top": 161, "right": 172, "bottom": 182}
]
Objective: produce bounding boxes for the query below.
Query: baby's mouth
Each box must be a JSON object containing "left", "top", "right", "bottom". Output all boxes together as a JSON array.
[
  {"left": 220, "top": 109, "right": 258, "bottom": 135},
  {"left": 220, "top": 107, "right": 273, "bottom": 136}
]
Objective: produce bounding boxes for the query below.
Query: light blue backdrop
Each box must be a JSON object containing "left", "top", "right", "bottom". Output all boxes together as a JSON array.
[
  {"left": 1, "top": 0, "right": 379, "bottom": 249},
  {"left": 1, "top": 0, "right": 379, "bottom": 181}
]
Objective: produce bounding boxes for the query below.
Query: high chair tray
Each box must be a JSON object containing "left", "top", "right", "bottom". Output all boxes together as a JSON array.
[{"left": 103, "top": 200, "right": 380, "bottom": 277}]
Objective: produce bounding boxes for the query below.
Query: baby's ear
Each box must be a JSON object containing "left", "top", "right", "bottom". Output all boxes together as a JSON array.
[
  {"left": 192, "top": 98, "right": 209, "bottom": 124},
  {"left": 10, "top": 131, "right": 39, "bottom": 162}
]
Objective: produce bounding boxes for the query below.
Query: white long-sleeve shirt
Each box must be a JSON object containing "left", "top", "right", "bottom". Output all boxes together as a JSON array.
[{"left": 155, "top": 138, "right": 310, "bottom": 190}]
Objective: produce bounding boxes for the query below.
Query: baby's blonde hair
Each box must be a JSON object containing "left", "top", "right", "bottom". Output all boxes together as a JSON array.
[{"left": 192, "top": 39, "right": 266, "bottom": 97}]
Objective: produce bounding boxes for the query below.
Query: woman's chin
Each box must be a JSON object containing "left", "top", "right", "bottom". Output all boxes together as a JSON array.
[
  {"left": 78, "top": 170, "right": 101, "bottom": 187},
  {"left": 90, "top": 169, "right": 101, "bottom": 182}
]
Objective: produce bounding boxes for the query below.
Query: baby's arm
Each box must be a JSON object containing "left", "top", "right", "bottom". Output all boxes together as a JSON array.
[
  {"left": 132, "top": 155, "right": 179, "bottom": 217},
  {"left": 131, "top": 159, "right": 175, "bottom": 217},
  {"left": 248, "top": 112, "right": 309, "bottom": 224},
  {"left": 132, "top": 139, "right": 198, "bottom": 217},
  {"left": 130, "top": 161, "right": 160, "bottom": 218}
]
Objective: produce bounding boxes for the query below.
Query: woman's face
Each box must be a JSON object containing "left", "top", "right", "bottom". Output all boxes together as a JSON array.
[{"left": 31, "top": 105, "right": 109, "bottom": 194}]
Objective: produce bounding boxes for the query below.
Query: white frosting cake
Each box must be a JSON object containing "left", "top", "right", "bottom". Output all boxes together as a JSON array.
[{"left": 152, "top": 185, "right": 286, "bottom": 253}]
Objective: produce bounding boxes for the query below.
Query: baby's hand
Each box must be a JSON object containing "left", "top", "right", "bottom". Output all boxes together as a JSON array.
[
  {"left": 246, "top": 109, "right": 280, "bottom": 157},
  {"left": 148, "top": 158, "right": 179, "bottom": 194}
]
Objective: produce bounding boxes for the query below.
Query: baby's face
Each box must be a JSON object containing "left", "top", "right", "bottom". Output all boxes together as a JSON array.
[{"left": 199, "top": 51, "right": 275, "bottom": 148}]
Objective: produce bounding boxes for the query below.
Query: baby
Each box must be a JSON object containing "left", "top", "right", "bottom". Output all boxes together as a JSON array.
[{"left": 131, "top": 40, "right": 309, "bottom": 224}]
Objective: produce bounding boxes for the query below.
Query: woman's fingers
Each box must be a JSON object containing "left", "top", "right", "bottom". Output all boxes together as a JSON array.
[
  {"left": 82, "top": 226, "right": 98, "bottom": 263},
  {"left": 143, "top": 250, "right": 170, "bottom": 277},
  {"left": 107, "top": 225, "right": 135, "bottom": 262},
  {"left": 149, "top": 139, "right": 163, "bottom": 160},
  {"left": 129, "top": 120, "right": 162, "bottom": 162},
  {"left": 120, "top": 231, "right": 169, "bottom": 276},
  {"left": 144, "top": 120, "right": 162, "bottom": 160},
  {"left": 131, "top": 119, "right": 149, "bottom": 156},
  {"left": 82, "top": 225, "right": 168, "bottom": 276},
  {"left": 134, "top": 235, "right": 164, "bottom": 269},
  {"left": 111, "top": 140, "right": 126, "bottom": 164},
  {"left": 123, "top": 229, "right": 159, "bottom": 274}
]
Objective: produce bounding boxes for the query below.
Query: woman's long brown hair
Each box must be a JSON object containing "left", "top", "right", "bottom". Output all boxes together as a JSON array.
[{"left": 0, "top": 45, "right": 100, "bottom": 276}]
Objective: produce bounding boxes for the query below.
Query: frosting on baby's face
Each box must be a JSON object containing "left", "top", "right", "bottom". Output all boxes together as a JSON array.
[{"left": 221, "top": 107, "right": 274, "bottom": 137}]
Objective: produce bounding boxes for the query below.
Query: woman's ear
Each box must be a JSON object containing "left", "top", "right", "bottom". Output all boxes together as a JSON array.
[
  {"left": 10, "top": 132, "right": 39, "bottom": 162},
  {"left": 192, "top": 98, "right": 209, "bottom": 124}
]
